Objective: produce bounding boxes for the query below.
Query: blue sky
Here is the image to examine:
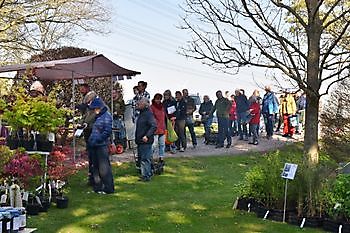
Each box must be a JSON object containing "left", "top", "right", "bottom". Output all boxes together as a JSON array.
[{"left": 79, "top": 0, "right": 279, "bottom": 101}]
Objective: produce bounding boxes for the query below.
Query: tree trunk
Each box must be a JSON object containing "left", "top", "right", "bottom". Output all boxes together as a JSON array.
[
  {"left": 304, "top": 0, "right": 322, "bottom": 165},
  {"left": 303, "top": 92, "right": 319, "bottom": 164}
]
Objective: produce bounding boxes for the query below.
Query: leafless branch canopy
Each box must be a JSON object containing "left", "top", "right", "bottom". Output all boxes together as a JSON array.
[{"left": 180, "top": 0, "right": 350, "bottom": 96}]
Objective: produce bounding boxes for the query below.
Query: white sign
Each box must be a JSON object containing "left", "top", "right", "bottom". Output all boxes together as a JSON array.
[
  {"left": 74, "top": 128, "right": 84, "bottom": 137},
  {"left": 281, "top": 163, "right": 298, "bottom": 180},
  {"left": 167, "top": 106, "right": 176, "bottom": 114}
]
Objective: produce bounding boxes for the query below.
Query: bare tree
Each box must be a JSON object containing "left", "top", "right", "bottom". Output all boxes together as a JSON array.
[
  {"left": 0, "top": 0, "right": 110, "bottom": 64},
  {"left": 180, "top": 0, "right": 350, "bottom": 164}
]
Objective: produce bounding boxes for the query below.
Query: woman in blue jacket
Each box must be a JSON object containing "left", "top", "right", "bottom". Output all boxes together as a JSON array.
[{"left": 88, "top": 97, "right": 114, "bottom": 194}]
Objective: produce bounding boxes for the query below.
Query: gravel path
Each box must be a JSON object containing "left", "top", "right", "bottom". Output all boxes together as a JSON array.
[{"left": 110, "top": 132, "right": 303, "bottom": 163}]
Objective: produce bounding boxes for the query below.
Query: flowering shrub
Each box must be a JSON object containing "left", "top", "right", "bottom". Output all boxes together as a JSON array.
[
  {"left": 48, "top": 146, "right": 77, "bottom": 181},
  {"left": 3, "top": 150, "right": 42, "bottom": 189}
]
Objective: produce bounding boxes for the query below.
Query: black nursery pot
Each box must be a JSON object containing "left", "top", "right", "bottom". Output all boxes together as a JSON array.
[
  {"left": 36, "top": 140, "right": 53, "bottom": 152},
  {"left": 20, "top": 139, "right": 35, "bottom": 151},
  {"left": 6, "top": 137, "right": 18, "bottom": 150},
  {"left": 26, "top": 203, "right": 40, "bottom": 215},
  {"left": 303, "top": 216, "right": 324, "bottom": 228},
  {"left": 323, "top": 218, "right": 341, "bottom": 232},
  {"left": 236, "top": 197, "right": 256, "bottom": 212},
  {"left": 39, "top": 197, "right": 51, "bottom": 212},
  {"left": 56, "top": 196, "right": 69, "bottom": 209}
]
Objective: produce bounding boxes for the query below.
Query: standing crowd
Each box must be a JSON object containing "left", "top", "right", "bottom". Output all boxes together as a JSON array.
[{"left": 77, "top": 81, "right": 307, "bottom": 190}]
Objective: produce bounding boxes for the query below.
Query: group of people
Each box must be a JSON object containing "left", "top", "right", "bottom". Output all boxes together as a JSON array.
[{"left": 77, "top": 80, "right": 307, "bottom": 188}]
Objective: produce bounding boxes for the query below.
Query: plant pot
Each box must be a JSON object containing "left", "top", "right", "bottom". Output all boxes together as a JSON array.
[
  {"left": 269, "top": 209, "right": 289, "bottom": 222},
  {"left": 236, "top": 197, "right": 256, "bottom": 212},
  {"left": 56, "top": 196, "right": 69, "bottom": 209},
  {"left": 323, "top": 218, "right": 340, "bottom": 232},
  {"left": 19, "top": 139, "right": 35, "bottom": 151},
  {"left": 302, "top": 216, "right": 324, "bottom": 228},
  {"left": 26, "top": 203, "right": 40, "bottom": 215},
  {"left": 342, "top": 222, "right": 350, "bottom": 233},
  {"left": 256, "top": 205, "right": 269, "bottom": 219},
  {"left": 36, "top": 140, "right": 53, "bottom": 152},
  {"left": 6, "top": 137, "right": 18, "bottom": 150},
  {"left": 287, "top": 212, "right": 301, "bottom": 226},
  {"left": 39, "top": 197, "right": 51, "bottom": 212}
]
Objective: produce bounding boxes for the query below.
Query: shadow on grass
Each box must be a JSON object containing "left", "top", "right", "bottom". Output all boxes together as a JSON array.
[{"left": 27, "top": 150, "right": 323, "bottom": 233}]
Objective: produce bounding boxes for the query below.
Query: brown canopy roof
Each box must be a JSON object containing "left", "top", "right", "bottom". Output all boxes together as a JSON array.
[{"left": 0, "top": 54, "right": 141, "bottom": 80}]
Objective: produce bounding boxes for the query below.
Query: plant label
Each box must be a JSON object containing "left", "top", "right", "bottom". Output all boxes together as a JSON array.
[
  {"left": 281, "top": 163, "right": 298, "bottom": 180},
  {"left": 339, "top": 225, "right": 342, "bottom": 233},
  {"left": 35, "top": 196, "right": 42, "bottom": 206},
  {"left": 20, "top": 214, "right": 26, "bottom": 228},
  {"left": 22, "top": 192, "right": 29, "bottom": 201},
  {"left": 13, "top": 216, "right": 20, "bottom": 230},
  {"left": 300, "top": 217, "right": 306, "bottom": 228},
  {"left": 263, "top": 210, "right": 269, "bottom": 220},
  {"left": 74, "top": 128, "right": 84, "bottom": 137},
  {"left": 232, "top": 197, "right": 238, "bottom": 210},
  {"left": 0, "top": 194, "right": 7, "bottom": 204},
  {"left": 0, "top": 221, "right": 2, "bottom": 232}
]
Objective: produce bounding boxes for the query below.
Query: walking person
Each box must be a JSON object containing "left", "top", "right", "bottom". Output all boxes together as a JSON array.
[
  {"left": 77, "top": 83, "right": 97, "bottom": 186},
  {"left": 174, "top": 91, "right": 187, "bottom": 152},
  {"left": 235, "top": 89, "right": 250, "bottom": 141},
  {"left": 262, "top": 86, "right": 279, "bottom": 139},
  {"left": 229, "top": 94, "right": 238, "bottom": 137},
  {"left": 210, "top": 90, "right": 232, "bottom": 148},
  {"left": 199, "top": 95, "right": 213, "bottom": 144},
  {"left": 281, "top": 90, "right": 297, "bottom": 138},
  {"left": 150, "top": 93, "right": 166, "bottom": 164},
  {"left": 88, "top": 97, "right": 114, "bottom": 194},
  {"left": 182, "top": 89, "right": 197, "bottom": 148},
  {"left": 135, "top": 98, "right": 157, "bottom": 182},
  {"left": 163, "top": 90, "right": 177, "bottom": 153},
  {"left": 248, "top": 96, "right": 261, "bottom": 145}
]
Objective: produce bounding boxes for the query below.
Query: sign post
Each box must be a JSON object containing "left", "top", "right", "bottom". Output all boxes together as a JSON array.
[{"left": 281, "top": 163, "right": 298, "bottom": 223}]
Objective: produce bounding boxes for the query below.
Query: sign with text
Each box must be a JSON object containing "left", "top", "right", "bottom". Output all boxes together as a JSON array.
[{"left": 281, "top": 163, "right": 298, "bottom": 180}]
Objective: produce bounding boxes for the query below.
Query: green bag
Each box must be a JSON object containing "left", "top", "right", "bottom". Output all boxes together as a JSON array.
[{"left": 166, "top": 119, "right": 178, "bottom": 143}]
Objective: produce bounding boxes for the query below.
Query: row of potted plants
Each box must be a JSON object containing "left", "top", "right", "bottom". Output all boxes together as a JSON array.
[
  {"left": 0, "top": 145, "right": 77, "bottom": 215},
  {"left": 234, "top": 146, "right": 350, "bottom": 232}
]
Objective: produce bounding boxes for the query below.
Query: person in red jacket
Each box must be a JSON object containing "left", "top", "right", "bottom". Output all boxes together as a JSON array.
[
  {"left": 248, "top": 96, "right": 261, "bottom": 145},
  {"left": 150, "top": 93, "right": 166, "bottom": 163},
  {"left": 229, "top": 94, "right": 238, "bottom": 136}
]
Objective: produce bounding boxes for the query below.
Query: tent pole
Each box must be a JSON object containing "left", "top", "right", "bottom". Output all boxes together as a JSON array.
[
  {"left": 72, "top": 72, "right": 76, "bottom": 162},
  {"left": 111, "top": 75, "right": 115, "bottom": 141}
]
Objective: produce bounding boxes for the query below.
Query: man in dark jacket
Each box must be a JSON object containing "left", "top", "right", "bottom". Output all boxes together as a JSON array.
[
  {"left": 174, "top": 91, "right": 187, "bottom": 152},
  {"left": 182, "top": 89, "right": 197, "bottom": 148},
  {"left": 88, "top": 97, "right": 114, "bottom": 194},
  {"left": 235, "top": 89, "right": 250, "bottom": 141},
  {"left": 199, "top": 95, "right": 213, "bottom": 144},
  {"left": 210, "top": 90, "right": 232, "bottom": 148},
  {"left": 135, "top": 97, "right": 157, "bottom": 182}
]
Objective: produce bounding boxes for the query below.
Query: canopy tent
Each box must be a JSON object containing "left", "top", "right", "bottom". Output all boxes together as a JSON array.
[
  {"left": 0, "top": 54, "right": 141, "bottom": 160},
  {"left": 0, "top": 54, "right": 141, "bottom": 80}
]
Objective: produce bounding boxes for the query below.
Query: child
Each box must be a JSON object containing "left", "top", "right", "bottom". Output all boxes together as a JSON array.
[{"left": 248, "top": 96, "right": 261, "bottom": 145}]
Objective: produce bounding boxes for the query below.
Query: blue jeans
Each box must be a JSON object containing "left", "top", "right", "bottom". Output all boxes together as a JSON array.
[
  {"left": 229, "top": 119, "right": 238, "bottom": 136},
  {"left": 264, "top": 114, "right": 275, "bottom": 137},
  {"left": 217, "top": 117, "right": 231, "bottom": 146},
  {"left": 185, "top": 116, "right": 197, "bottom": 145},
  {"left": 153, "top": 134, "right": 165, "bottom": 157},
  {"left": 237, "top": 112, "right": 248, "bottom": 138},
  {"left": 137, "top": 144, "right": 153, "bottom": 179},
  {"left": 88, "top": 145, "right": 115, "bottom": 193},
  {"left": 203, "top": 117, "right": 213, "bottom": 142},
  {"left": 249, "top": 124, "right": 259, "bottom": 143}
]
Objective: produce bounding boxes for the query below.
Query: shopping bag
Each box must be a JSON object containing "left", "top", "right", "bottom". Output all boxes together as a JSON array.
[
  {"left": 288, "top": 115, "right": 298, "bottom": 127},
  {"left": 166, "top": 119, "right": 178, "bottom": 143}
]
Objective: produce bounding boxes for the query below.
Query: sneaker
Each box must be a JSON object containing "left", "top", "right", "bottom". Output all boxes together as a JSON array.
[
  {"left": 179, "top": 148, "right": 185, "bottom": 152},
  {"left": 215, "top": 145, "right": 224, "bottom": 148},
  {"left": 253, "top": 141, "right": 259, "bottom": 145},
  {"left": 248, "top": 142, "right": 254, "bottom": 145},
  {"left": 193, "top": 144, "right": 197, "bottom": 149}
]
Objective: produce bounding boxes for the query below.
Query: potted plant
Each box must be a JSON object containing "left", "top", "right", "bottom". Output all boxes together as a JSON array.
[
  {"left": 3, "top": 87, "right": 68, "bottom": 152},
  {"left": 322, "top": 174, "right": 350, "bottom": 232},
  {"left": 47, "top": 146, "right": 77, "bottom": 208}
]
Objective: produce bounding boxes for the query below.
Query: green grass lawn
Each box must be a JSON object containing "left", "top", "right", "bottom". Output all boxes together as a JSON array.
[{"left": 27, "top": 152, "right": 324, "bottom": 233}]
